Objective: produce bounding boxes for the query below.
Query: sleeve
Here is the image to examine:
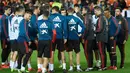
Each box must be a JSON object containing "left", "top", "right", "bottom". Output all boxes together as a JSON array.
[
  {"left": 31, "top": 15, "right": 38, "bottom": 37},
  {"left": 22, "top": 20, "right": 30, "bottom": 42},
  {"left": 51, "top": 23, "right": 56, "bottom": 43},
  {"left": 96, "top": 16, "right": 103, "bottom": 33},
  {"left": 63, "top": 17, "right": 68, "bottom": 39},
  {"left": 123, "top": 18, "right": 129, "bottom": 41},
  {"left": 78, "top": 19, "right": 85, "bottom": 34},
  {"left": 2, "top": 16, "right": 8, "bottom": 38},
  {"left": 31, "top": 15, "right": 37, "bottom": 29},
  {"left": 112, "top": 17, "right": 119, "bottom": 36}
]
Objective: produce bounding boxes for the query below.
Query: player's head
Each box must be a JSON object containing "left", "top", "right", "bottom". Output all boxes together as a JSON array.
[
  {"left": 24, "top": 9, "right": 32, "bottom": 21},
  {"left": 16, "top": 6, "right": 25, "bottom": 16},
  {"left": 94, "top": 6, "right": 103, "bottom": 16},
  {"left": 104, "top": 8, "right": 111, "bottom": 18},
  {"left": 43, "top": 11, "right": 50, "bottom": 18},
  {"left": 4, "top": 6, "right": 11, "bottom": 15},
  {"left": 60, "top": 8, "right": 67, "bottom": 16},
  {"left": 74, "top": 4, "right": 80, "bottom": 13},
  {"left": 52, "top": 6, "right": 59, "bottom": 14},
  {"left": 33, "top": 6, "right": 40, "bottom": 15},
  {"left": 115, "top": 7, "right": 122, "bottom": 16},
  {"left": 82, "top": 6, "right": 90, "bottom": 15},
  {"left": 67, "top": 7, "right": 74, "bottom": 15}
]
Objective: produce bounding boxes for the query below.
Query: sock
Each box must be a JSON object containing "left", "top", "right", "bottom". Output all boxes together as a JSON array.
[
  {"left": 77, "top": 65, "right": 80, "bottom": 70},
  {"left": 69, "top": 66, "right": 73, "bottom": 70},
  {"left": 37, "top": 64, "right": 41, "bottom": 69},
  {"left": 42, "top": 68, "right": 46, "bottom": 73},
  {"left": 10, "top": 60, "right": 13, "bottom": 67},
  {"left": 96, "top": 60, "right": 101, "bottom": 67},
  {"left": 40, "top": 64, "right": 43, "bottom": 68},
  {"left": 14, "top": 61, "right": 18, "bottom": 68},
  {"left": 59, "top": 60, "right": 62, "bottom": 64},
  {"left": 49, "top": 63, "right": 51, "bottom": 70},
  {"left": 27, "top": 63, "right": 32, "bottom": 69},
  {"left": 62, "top": 63, "right": 66, "bottom": 69},
  {"left": 50, "top": 64, "right": 54, "bottom": 71},
  {"left": 11, "top": 61, "right": 15, "bottom": 69}
]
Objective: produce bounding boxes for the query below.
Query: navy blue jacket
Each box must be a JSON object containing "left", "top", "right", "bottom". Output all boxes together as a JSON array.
[
  {"left": 29, "top": 14, "right": 38, "bottom": 40},
  {"left": 1, "top": 14, "right": 9, "bottom": 39},
  {"left": 66, "top": 15, "right": 85, "bottom": 40},
  {"left": 17, "top": 19, "right": 30, "bottom": 42},
  {"left": 108, "top": 16, "right": 119, "bottom": 38},
  {"left": 37, "top": 19, "right": 55, "bottom": 40},
  {"left": 49, "top": 13, "right": 67, "bottom": 39}
]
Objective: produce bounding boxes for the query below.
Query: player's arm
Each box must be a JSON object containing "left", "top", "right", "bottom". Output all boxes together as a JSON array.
[
  {"left": 21, "top": 19, "right": 31, "bottom": 42},
  {"left": 112, "top": 17, "right": 119, "bottom": 37},
  {"left": 96, "top": 16, "right": 103, "bottom": 33},
  {"left": 51, "top": 23, "right": 56, "bottom": 43},
  {"left": 31, "top": 15, "right": 38, "bottom": 37},
  {"left": 63, "top": 17, "right": 67, "bottom": 39},
  {"left": 2, "top": 16, "right": 8, "bottom": 38},
  {"left": 123, "top": 18, "right": 129, "bottom": 41},
  {"left": 78, "top": 19, "right": 85, "bottom": 34}
]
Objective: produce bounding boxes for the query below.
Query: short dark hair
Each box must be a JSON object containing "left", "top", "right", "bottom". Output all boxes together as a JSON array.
[
  {"left": 74, "top": 4, "right": 80, "bottom": 8},
  {"left": 61, "top": 8, "right": 66, "bottom": 11},
  {"left": 33, "top": 6, "right": 39, "bottom": 12},
  {"left": 67, "top": 7, "right": 74, "bottom": 13},
  {"left": 3, "top": 6, "right": 11, "bottom": 11},
  {"left": 25, "top": 9, "right": 32, "bottom": 15},
  {"left": 82, "top": 6, "right": 90, "bottom": 13},
  {"left": 104, "top": 7, "right": 111, "bottom": 12},
  {"left": 16, "top": 6, "right": 25, "bottom": 12},
  {"left": 54, "top": 0, "right": 60, "bottom": 2},
  {"left": 115, "top": 7, "right": 122, "bottom": 12},
  {"left": 52, "top": 6, "right": 59, "bottom": 12},
  {"left": 94, "top": 6, "right": 103, "bottom": 12},
  {"left": 43, "top": 11, "right": 49, "bottom": 17}
]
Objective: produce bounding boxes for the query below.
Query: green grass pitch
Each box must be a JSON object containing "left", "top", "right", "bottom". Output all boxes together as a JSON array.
[{"left": 0, "top": 36, "right": 130, "bottom": 73}]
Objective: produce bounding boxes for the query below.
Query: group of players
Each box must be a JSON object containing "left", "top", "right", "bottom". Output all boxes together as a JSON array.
[{"left": 0, "top": 3, "right": 129, "bottom": 73}]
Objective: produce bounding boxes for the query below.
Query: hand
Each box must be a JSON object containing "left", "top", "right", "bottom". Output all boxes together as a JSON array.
[
  {"left": 110, "top": 37, "right": 114, "bottom": 40},
  {"left": 119, "top": 21, "right": 122, "bottom": 24},
  {"left": 123, "top": 40, "right": 126, "bottom": 44},
  {"left": 64, "top": 39, "right": 67, "bottom": 44},
  {"left": 5, "top": 45, "right": 7, "bottom": 48},
  {"left": 29, "top": 42, "right": 31, "bottom": 46},
  {"left": 82, "top": 39, "right": 85, "bottom": 44},
  {"left": 52, "top": 40, "right": 55, "bottom": 43},
  {"left": 7, "top": 38, "right": 10, "bottom": 41},
  {"left": 35, "top": 40, "right": 38, "bottom": 44},
  {"left": 78, "top": 34, "right": 82, "bottom": 37}
]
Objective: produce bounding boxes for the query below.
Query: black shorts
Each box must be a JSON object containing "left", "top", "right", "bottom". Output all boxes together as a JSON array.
[
  {"left": 10, "top": 40, "right": 18, "bottom": 52},
  {"left": 52, "top": 39, "right": 65, "bottom": 52},
  {"left": 1, "top": 39, "right": 11, "bottom": 49},
  {"left": 18, "top": 41, "right": 29, "bottom": 54},
  {"left": 29, "top": 40, "right": 37, "bottom": 50},
  {"left": 38, "top": 40, "right": 51, "bottom": 58},
  {"left": 67, "top": 40, "right": 80, "bottom": 53}
]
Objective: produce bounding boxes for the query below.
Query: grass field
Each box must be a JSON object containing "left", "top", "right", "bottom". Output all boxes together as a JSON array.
[{"left": 0, "top": 36, "right": 130, "bottom": 73}]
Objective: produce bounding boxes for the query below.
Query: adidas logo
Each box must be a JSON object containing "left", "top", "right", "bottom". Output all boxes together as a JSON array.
[
  {"left": 68, "top": 19, "right": 76, "bottom": 24},
  {"left": 53, "top": 16, "right": 61, "bottom": 22},
  {"left": 40, "top": 22, "right": 48, "bottom": 28}
]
